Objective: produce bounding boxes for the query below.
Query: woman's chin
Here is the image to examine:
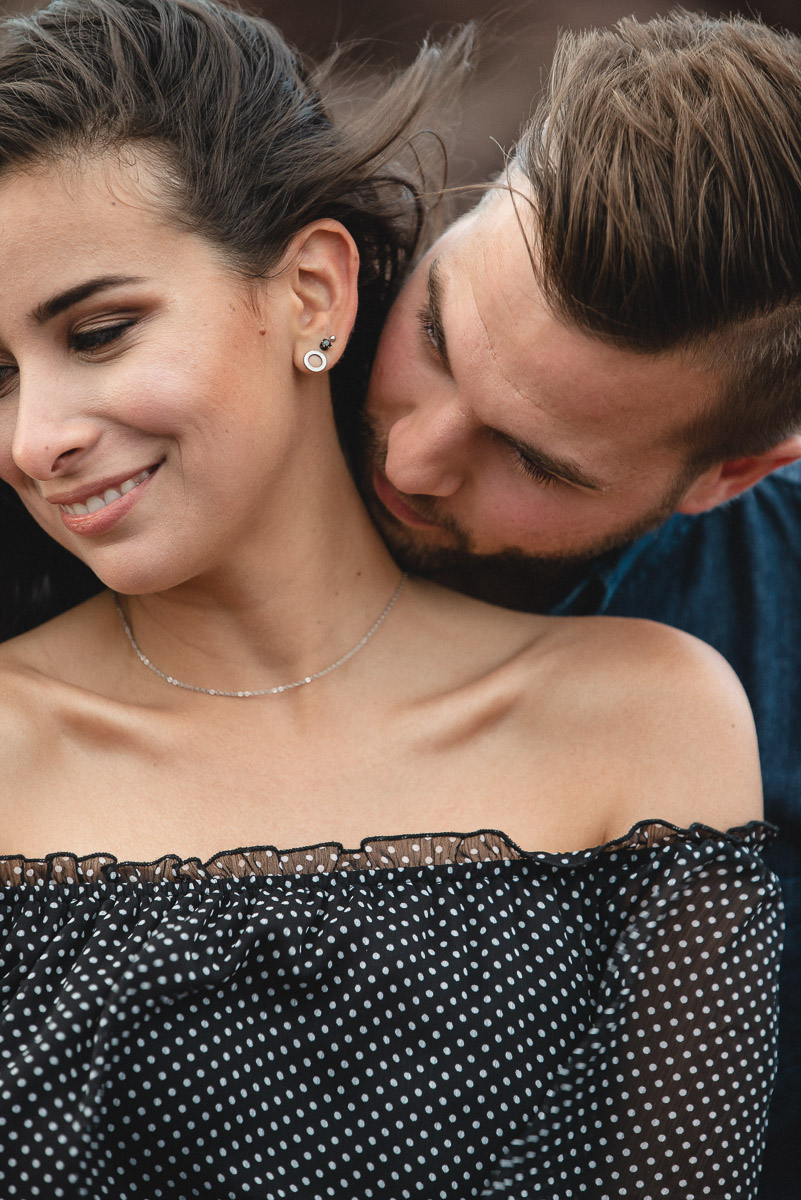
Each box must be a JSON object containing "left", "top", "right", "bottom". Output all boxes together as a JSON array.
[{"left": 82, "top": 554, "right": 195, "bottom": 599}]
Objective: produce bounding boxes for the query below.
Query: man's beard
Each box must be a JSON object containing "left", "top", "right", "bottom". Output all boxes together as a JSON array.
[
  {"left": 378, "top": 534, "right": 612, "bottom": 612},
  {"left": 364, "top": 504, "right": 644, "bottom": 613},
  {"left": 352, "top": 414, "right": 686, "bottom": 613}
]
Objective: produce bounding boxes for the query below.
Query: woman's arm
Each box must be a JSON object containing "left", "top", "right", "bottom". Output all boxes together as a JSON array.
[
  {"left": 480, "top": 826, "right": 783, "bottom": 1198},
  {"left": 479, "top": 618, "right": 779, "bottom": 1197}
]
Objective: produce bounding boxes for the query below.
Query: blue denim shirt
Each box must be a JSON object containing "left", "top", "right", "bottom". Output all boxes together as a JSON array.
[{"left": 552, "top": 460, "right": 801, "bottom": 1195}]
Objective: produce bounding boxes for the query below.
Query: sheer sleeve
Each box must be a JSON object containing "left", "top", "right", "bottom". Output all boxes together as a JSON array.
[{"left": 480, "top": 827, "right": 783, "bottom": 1200}]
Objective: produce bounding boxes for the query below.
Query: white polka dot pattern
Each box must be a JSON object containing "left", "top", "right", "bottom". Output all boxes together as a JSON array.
[{"left": 0, "top": 822, "right": 782, "bottom": 1199}]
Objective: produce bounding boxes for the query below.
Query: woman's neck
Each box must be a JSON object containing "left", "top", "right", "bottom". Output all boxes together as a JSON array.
[{"left": 114, "top": 465, "right": 404, "bottom": 698}]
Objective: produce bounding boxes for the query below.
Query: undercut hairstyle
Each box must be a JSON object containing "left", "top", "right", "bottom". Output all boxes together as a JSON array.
[
  {"left": 515, "top": 9, "right": 801, "bottom": 468},
  {"left": 0, "top": 0, "right": 473, "bottom": 639}
]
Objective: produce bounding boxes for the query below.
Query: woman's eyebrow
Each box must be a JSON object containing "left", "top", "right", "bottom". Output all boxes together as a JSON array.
[{"left": 32, "top": 275, "right": 147, "bottom": 325}]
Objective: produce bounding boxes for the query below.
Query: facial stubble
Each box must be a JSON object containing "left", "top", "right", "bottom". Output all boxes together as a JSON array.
[{"left": 353, "top": 417, "right": 690, "bottom": 613}]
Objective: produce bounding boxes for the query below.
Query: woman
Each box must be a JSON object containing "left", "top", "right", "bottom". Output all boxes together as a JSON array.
[{"left": 0, "top": 2, "right": 781, "bottom": 1198}]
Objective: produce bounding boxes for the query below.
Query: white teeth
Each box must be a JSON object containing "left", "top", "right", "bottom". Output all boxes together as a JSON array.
[{"left": 61, "top": 468, "right": 154, "bottom": 516}]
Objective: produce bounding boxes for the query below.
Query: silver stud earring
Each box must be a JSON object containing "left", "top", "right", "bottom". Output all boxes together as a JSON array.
[{"left": 303, "top": 334, "right": 336, "bottom": 373}]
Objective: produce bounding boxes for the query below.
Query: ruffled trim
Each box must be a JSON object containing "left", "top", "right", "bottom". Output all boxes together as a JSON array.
[{"left": 0, "top": 820, "right": 775, "bottom": 888}]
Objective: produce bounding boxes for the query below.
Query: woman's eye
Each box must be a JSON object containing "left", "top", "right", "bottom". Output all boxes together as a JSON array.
[
  {"left": 0, "top": 363, "right": 17, "bottom": 394},
  {"left": 72, "top": 320, "right": 136, "bottom": 353},
  {"left": 416, "top": 306, "right": 438, "bottom": 353}
]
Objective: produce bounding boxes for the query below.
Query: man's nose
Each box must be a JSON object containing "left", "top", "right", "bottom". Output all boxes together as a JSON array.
[
  {"left": 11, "top": 378, "right": 101, "bottom": 481},
  {"left": 383, "top": 397, "right": 473, "bottom": 498}
]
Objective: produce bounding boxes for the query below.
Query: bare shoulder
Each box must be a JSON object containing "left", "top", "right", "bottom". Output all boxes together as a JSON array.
[
  {"left": 405, "top": 586, "right": 760, "bottom": 842},
  {"left": 0, "top": 594, "right": 106, "bottom": 675},
  {"left": 0, "top": 593, "right": 113, "bottom": 749},
  {"left": 519, "top": 614, "right": 763, "bottom": 836},
  {"left": 400, "top": 579, "right": 556, "bottom": 684},
  {"left": 0, "top": 633, "right": 58, "bottom": 792}
]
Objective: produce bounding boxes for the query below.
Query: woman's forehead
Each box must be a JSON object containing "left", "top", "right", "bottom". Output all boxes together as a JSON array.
[{"left": 0, "top": 158, "right": 227, "bottom": 327}]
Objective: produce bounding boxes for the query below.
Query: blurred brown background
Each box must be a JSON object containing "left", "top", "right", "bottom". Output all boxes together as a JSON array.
[
  {"left": 6, "top": 0, "right": 801, "bottom": 185},
  {"left": 253, "top": 1, "right": 801, "bottom": 186}
]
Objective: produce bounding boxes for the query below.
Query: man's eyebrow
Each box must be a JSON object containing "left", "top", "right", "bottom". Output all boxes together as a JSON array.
[
  {"left": 32, "top": 275, "right": 147, "bottom": 325},
  {"left": 426, "top": 258, "right": 453, "bottom": 375},
  {"left": 510, "top": 434, "right": 608, "bottom": 491}
]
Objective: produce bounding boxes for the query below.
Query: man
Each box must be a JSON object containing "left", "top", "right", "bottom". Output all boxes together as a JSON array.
[{"left": 353, "top": 11, "right": 801, "bottom": 1197}]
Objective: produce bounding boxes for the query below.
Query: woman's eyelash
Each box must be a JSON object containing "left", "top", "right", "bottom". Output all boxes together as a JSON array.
[
  {"left": 72, "top": 320, "right": 136, "bottom": 353},
  {"left": 0, "top": 319, "right": 137, "bottom": 393},
  {"left": 416, "top": 306, "right": 437, "bottom": 351}
]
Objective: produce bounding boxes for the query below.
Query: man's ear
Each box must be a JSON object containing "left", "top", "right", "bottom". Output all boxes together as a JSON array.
[
  {"left": 282, "top": 220, "right": 360, "bottom": 374},
  {"left": 676, "top": 434, "right": 801, "bottom": 514}
]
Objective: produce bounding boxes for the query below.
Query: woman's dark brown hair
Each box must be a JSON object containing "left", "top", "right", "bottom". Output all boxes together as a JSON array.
[{"left": 0, "top": 0, "right": 473, "bottom": 639}]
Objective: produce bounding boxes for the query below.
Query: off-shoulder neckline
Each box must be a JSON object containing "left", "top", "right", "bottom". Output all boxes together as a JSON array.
[{"left": 0, "top": 820, "right": 775, "bottom": 888}]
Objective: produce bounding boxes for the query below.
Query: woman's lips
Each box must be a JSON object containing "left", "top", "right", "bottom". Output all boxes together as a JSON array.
[
  {"left": 371, "top": 467, "right": 440, "bottom": 529},
  {"left": 58, "top": 463, "right": 160, "bottom": 536}
]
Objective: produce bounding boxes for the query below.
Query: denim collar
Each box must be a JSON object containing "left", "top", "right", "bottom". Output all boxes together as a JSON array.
[{"left": 548, "top": 514, "right": 690, "bottom": 616}]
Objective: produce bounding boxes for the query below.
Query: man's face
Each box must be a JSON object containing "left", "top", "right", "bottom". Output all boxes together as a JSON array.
[{"left": 358, "top": 184, "right": 719, "bottom": 608}]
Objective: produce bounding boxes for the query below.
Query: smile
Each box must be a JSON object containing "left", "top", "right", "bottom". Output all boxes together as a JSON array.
[
  {"left": 55, "top": 462, "right": 162, "bottom": 537},
  {"left": 59, "top": 467, "right": 155, "bottom": 516}
]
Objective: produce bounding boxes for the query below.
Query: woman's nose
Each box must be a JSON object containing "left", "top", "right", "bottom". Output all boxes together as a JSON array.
[
  {"left": 383, "top": 398, "right": 472, "bottom": 498},
  {"left": 11, "top": 382, "right": 101, "bottom": 481}
]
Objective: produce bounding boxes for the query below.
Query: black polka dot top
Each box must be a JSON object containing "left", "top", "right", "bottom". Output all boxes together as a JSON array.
[{"left": 0, "top": 821, "right": 782, "bottom": 1200}]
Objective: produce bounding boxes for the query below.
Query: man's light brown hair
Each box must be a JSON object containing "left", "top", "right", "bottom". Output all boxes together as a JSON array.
[{"left": 516, "top": 9, "right": 801, "bottom": 467}]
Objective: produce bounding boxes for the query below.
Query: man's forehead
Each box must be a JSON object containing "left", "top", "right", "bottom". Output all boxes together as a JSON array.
[
  {"left": 430, "top": 188, "right": 720, "bottom": 471},
  {"left": 470, "top": 174, "right": 538, "bottom": 246},
  {"left": 444, "top": 188, "right": 543, "bottom": 324}
]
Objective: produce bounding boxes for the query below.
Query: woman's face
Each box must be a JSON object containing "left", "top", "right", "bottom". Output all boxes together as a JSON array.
[{"left": 0, "top": 153, "right": 305, "bottom": 594}]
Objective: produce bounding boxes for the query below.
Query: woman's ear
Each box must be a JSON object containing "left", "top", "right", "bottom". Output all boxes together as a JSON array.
[{"left": 283, "top": 220, "right": 360, "bottom": 374}]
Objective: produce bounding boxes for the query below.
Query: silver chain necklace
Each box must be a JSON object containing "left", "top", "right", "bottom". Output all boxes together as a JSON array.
[{"left": 113, "top": 573, "right": 407, "bottom": 698}]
